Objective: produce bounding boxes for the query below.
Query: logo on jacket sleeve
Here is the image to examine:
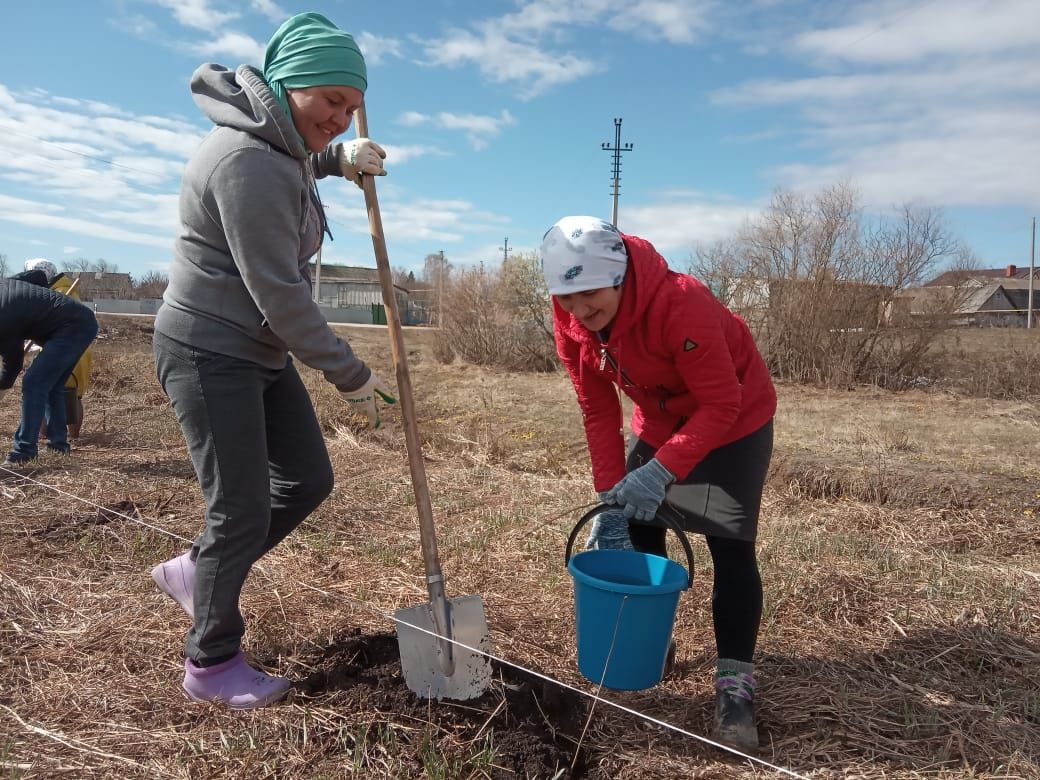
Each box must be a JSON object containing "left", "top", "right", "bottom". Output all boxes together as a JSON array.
[{"left": 683, "top": 338, "right": 698, "bottom": 352}]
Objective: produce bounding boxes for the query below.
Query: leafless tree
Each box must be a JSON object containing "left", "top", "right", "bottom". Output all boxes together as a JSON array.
[
  {"left": 433, "top": 258, "right": 557, "bottom": 372},
  {"left": 422, "top": 252, "right": 453, "bottom": 327},
  {"left": 692, "top": 183, "right": 966, "bottom": 387},
  {"left": 499, "top": 252, "right": 553, "bottom": 339},
  {"left": 133, "top": 270, "right": 169, "bottom": 299},
  {"left": 63, "top": 257, "right": 118, "bottom": 273},
  {"left": 391, "top": 267, "right": 416, "bottom": 289}
]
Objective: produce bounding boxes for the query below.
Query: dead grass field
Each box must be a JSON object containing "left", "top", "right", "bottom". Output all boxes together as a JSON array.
[{"left": 1, "top": 315, "right": 1038, "bottom": 779}]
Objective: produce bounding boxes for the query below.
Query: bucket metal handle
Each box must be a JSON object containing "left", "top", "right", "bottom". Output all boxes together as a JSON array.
[{"left": 565, "top": 504, "right": 696, "bottom": 589}]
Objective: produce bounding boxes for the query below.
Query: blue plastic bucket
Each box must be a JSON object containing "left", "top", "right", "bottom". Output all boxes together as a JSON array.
[{"left": 568, "top": 548, "right": 689, "bottom": 690}]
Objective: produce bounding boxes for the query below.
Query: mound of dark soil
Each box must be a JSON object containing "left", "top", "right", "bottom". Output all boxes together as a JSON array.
[{"left": 292, "top": 629, "right": 590, "bottom": 778}]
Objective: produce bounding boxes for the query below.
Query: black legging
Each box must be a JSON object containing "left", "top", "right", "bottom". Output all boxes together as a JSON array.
[{"left": 628, "top": 525, "right": 762, "bottom": 663}]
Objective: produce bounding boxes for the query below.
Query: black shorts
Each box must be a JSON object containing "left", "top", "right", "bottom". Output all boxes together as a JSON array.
[{"left": 627, "top": 420, "right": 773, "bottom": 542}]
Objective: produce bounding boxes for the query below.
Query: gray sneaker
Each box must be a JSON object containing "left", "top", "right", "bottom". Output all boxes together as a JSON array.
[{"left": 715, "top": 690, "right": 759, "bottom": 752}]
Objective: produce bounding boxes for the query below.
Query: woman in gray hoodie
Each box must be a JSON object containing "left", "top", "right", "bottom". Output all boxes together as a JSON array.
[{"left": 150, "top": 12, "right": 394, "bottom": 709}]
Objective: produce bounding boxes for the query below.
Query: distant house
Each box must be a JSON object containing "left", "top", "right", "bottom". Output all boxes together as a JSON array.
[
  {"left": 924, "top": 264, "right": 1040, "bottom": 287},
  {"left": 309, "top": 263, "right": 428, "bottom": 325},
  {"left": 718, "top": 276, "right": 889, "bottom": 332},
  {"left": 405, "top": 287, "right": 436, "bottom": 326},
  {"left": 70, "top": 271, "right": 134, "bottom": 301},
  {"left": 894, "top": 277, "right": 1037, "bottom": 327}
]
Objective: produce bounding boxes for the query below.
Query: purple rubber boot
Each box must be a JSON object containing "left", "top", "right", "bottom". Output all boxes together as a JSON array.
[
  {"left": 182, "top": 652, "right": 291, "bottom": 709},
  {"left": 151, "top": 552, "right": 195, "bottom": 618}
]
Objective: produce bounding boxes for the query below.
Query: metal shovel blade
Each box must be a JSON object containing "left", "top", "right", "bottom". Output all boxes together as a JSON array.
[{"left": 395, "top": 595, "right": 492, "bottom": 700}]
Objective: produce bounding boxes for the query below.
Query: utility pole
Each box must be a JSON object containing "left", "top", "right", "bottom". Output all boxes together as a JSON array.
[
  {"left": 500, "top": 237, "right": 511, "bottom": 264},
  {"left": 601, "top": 117, "right": 634, "bottom": 228},
  {"left": 438, "top": 249, "right": 445, "bottom": 328},
  {"left": 1029, "top": 216, "right": 1036, "bottom": 329}
]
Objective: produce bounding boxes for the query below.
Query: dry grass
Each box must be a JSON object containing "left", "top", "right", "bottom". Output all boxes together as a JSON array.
[{"left": 0, "top": 315, "right": 1037, "bottom": 779}]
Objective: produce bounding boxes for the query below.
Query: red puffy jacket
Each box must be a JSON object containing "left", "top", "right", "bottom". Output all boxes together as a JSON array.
[{"left": 554, "top": 233, "right": 777, "bottom": 492}]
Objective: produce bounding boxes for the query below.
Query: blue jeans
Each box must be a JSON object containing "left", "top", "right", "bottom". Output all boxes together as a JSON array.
[{"left": 11, "top": 317, "right": 98, "bottom": 460}]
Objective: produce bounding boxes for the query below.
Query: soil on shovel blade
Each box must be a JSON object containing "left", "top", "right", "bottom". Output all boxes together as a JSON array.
[{"left": 294, "top": 628, "right": 592, "bottom": 778}]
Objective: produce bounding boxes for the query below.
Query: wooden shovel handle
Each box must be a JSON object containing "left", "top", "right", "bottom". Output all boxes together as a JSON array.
[{"left": 353, "top": 103, "right": 445, "bottom": 593}]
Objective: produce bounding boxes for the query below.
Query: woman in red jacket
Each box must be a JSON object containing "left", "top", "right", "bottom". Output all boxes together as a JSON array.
[{"left": 541, "top": 215, "right": 776, "bottom": 752}]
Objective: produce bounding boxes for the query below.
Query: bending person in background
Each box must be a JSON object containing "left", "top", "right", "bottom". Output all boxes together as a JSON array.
[
  {"left": 540, "top": 216, "right": 777, "bottom": 752},
  {"left": 150, "top": 12, "right": 395, "bottom": 710},
  {"left": 23, "top": 259, "right": 93, "bottom": 439},
  {"left": 0, "top": 276, "right": 98, "bottom": 466}
]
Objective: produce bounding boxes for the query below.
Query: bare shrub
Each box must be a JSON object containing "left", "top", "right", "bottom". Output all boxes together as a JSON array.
[
  {"left": 433, "top": 254, "right": 557, "bottom": 372},
  {"left": 694, "top": 183, "right": 968, "bottom": 389},
  {"left": 940, "top": 340, "right": 1040, "bottom": 399}
]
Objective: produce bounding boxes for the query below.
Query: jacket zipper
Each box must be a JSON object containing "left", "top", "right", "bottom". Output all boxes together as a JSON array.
[{"left": 598, "top": 346, "right": 635, "bottom": 387}]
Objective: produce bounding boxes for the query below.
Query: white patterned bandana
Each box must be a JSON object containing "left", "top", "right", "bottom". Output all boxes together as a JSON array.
[
  {"left": 24, "top": 258, "right": 58, "bottom": 283},
  {"left": 539, "top": 215, "right": 628, "bottom": 295}
]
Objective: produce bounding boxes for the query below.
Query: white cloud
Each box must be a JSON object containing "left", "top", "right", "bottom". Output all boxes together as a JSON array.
[
  {"left": 395, "top": 109, "right": 516, "bottom": 149},
  {"left": 0, "top": 193, "right": 172, "bottom": 249},
  {"left": 710, "top": 0, "right": 1040, "bottom": 211},
  {"left": 0, "top": 84, "right": 198, "bottom": 253},
  {"left": 398, "top": 111, "right": 429, "bottom": 127},
  {"left": 63, "top": 246, "right": 79, "bottom": 255},
  {"left": 150, "top": 0, "right": 238, "bottom": 30},
  {"left": 422, "top": 24, "right": 599, "bottom": 99},
  {"left": 323, "top": 194, "right": 509, "bottom": 251},
  {"left": 714, "top": 58, "right": 1040, "bottom": 106},
  {"left": 622, "top": 198, "right": 760, "bottom": 253},
  {"left": 437, "top": 110, "right": 516, "bottom": 136},
  {"left": 607, "top": 0, "right": 712, "bottom": 44},
  {"left": 437, "top": 110, "right": 517, "bottom": 149},
  {"left": 250, "top": 0, "right": 286, "bottom": 23},
  {"left": 497, "top": 0, "right": 713, "bottom": 43},
  {"left": 356, "top": 32, "right": 405, "bottom": 65},
  {"left": 190, "top": 32, "right": 266, "bottom": 64},
  {"left": 381, "top": 144, "right": 448, "bottom": 164},
  {"left": 418, "top": 0, "right": 711, "bottom": 96},
  {"left": 794, "top": 0, "right": 1040, "bottom": 65}
]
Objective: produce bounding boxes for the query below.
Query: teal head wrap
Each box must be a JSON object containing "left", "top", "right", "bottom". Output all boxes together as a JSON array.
[{"left": 263, "top": 12, "right": 367, "bottom": 122}]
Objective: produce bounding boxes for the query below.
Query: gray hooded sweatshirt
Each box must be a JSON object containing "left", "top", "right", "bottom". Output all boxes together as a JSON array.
[{"left": 156, "top": 64, "right": 369, "bottom": 391}]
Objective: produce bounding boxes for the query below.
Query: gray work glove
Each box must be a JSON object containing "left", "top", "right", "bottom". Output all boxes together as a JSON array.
[
  {"left": 585, "top": 508, "right": 634, "bottom": 551},
  {"left": 0, "top": 388, "right": 7, "bottom": 402},
  {"left": 603, "top": 458, "right": 675, "bottom": 521}
]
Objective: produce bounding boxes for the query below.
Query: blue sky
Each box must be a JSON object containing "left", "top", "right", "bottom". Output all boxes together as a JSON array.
[{"left": 1, "top": 0, "right": 1038, "bottom": 281}]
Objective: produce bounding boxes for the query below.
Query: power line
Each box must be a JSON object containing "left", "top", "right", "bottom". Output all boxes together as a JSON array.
[
  {"left": 840, "top": 0, "right": 942, "bottom": 50},
  {"left": 0, "top": 133, "right": 362, "bottom": 241},
  {"left": 0, "top": 122, "right": 171, "bottom": 181}
]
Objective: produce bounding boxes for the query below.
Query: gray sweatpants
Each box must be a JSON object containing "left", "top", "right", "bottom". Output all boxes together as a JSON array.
[{"left": 154, "top": 332, "right": 334, "bottom": 662}]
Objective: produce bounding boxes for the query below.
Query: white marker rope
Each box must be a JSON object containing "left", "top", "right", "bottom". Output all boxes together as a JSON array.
[{"left": 1, "top": 464, "right": 813, "bottom": 779}]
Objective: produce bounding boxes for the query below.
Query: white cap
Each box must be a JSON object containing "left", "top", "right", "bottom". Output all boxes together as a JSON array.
[
  {"left": 539, "top": 216, "right": 628, "bottom": 295},
  {"left": 24, "top": 258, "right": 58, "bottom": 283}
]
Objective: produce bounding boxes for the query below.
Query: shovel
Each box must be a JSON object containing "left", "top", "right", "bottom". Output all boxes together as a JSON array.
[{"left": 352, "top": 103, "right": 492, "bottom": 701}]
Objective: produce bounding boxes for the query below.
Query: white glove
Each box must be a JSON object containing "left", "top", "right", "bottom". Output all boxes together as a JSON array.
[
  {"left": 338, "top": 371, "right": 396, "bottom": 428},
  {"left": 335, "top": 139, "right": 387, "bottom": 189}
]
